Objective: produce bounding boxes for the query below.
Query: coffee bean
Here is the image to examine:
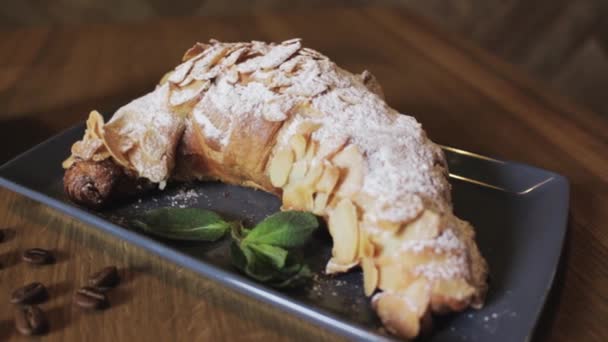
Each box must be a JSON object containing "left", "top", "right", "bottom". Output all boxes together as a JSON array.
[
  {"left": 22, "top": 248, "right": 54, "bottom": 265},
  {"left": 88, "top": 266, "right": 120, "bottom": 290},
  {"left": 0, "top": 229, "right": 4, "bottom": 242},
  {"left": 15, "top": 305, "right": 48, "bottom": 336},
  {"left": 10, "top": 282, "right": 48, "bottom": 305},
  {"left": 74, "top": 287, "right": 109, "bottom": 310}
]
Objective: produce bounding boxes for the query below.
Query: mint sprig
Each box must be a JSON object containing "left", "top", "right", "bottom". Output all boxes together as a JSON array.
[
  {"left": 131, "top": 208, "right": 318, "bottom": 288},
  {"left": 231, "top": 211, "right": 318, "bottom": 288}
]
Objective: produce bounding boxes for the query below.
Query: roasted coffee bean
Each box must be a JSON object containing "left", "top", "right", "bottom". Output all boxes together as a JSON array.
[
  {"left": 10, "top": 282, "right": 48, "bottom": 305},
  {"left": 15, "top": 305, "right": 48, "bottom": 336},
  {"left": 88, "top": 266, "right": 120, "bottom": 290},
  {"left": 22, "top": 248, "right": 54, "bottom": 265},
  {"left": 74, "top": 286, "right": 109, "bottom": 310}
]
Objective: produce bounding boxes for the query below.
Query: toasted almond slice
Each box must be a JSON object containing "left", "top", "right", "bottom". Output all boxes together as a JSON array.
[
  {"left": 372, "top": 279, "right": 431, "bottom": 339},
  {"left": 268, "top": 148, "right": 294, "bottom": 187},
  {"left": 328, "top": 198, "right": 359, "bottom": 264},
  {"left": 316, "top": 164, "right": 340, "bottom": 193},
  {"left": 288, "top": 159, "right": 308, "bottom": 182},
  {"left": 362, "top": 257, "right": 378, "bottom": 296},
  {"left": 332, "top": 144, "right": 364, "bottom": 197},
  {"left": 372, "top": 292, "right": 420, "bottom": 339},
  {"left": 294, "top": 103, "right": 324, "bottom": 117},
  {"left": 159, "top": 71, "right": 174, "bottom": 86},
  {"left": 317, "top": 135, "right": 348, "bottom": 160},
  {"left": 169, "top": 80, "right": 209, "bottom": 107},
  {"left": 325, "top": 259, "right": 358, "bottom": 274},
  {"left": 282, "top": 161, "right": 322, "bottom": 209},
  {"left": 289, "top": 134, "right": 307, "bottom": 160},
  {"left": 182, "top": 42, "right": 210, "bottom": 61},
  {"left": 312, "top": 192, "right": 329, "bottom": 215},
  {"left": 304, "top": 139, "right": 318, "bottom": 161},
  {"left": 377, "top": 220, "right": 402, "bottom": 233},
  {"left": 360, "top": 227, "right": 373, "bottom": 256},
  {"left": 300, "top": 161, "right": 324, "bottom": 188},
  {"left": 282, "top": 184, "right": 313, "bottom": 211},
  {"left": 294, "top": 118, "right": 322, "bottom": 135},
  {"left": 399, "top": 210, "right": 441, "bottom": 241}
]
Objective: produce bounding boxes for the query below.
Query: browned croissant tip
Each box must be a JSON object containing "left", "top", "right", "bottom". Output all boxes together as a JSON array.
[{"left": 63, "top": 159, "right": 122, "bottom": 208}]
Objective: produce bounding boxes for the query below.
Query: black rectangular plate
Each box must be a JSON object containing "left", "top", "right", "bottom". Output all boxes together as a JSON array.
[{"left": 0, "top": 123, "right": 569, "bottom": 341}]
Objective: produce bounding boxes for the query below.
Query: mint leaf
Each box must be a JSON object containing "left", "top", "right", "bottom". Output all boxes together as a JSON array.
[
  {"left": 248, "top": 243, "right": 288, "bottom": 269},
  {"left": 242, "top": 211, "right": 318, "bottom": 248},
  {"left": 132, "top": 208, "right": 232, "bottom": 241},
  {"left": 231, "top": 211, "right": 318, "bottom": 287}
]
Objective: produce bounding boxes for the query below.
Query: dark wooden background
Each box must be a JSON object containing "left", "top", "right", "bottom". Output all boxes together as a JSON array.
[
  {"left": 0, "top": 3, "right": 607, "bottom": 342},
  {"left": 1, "top": 0, "right": 607, "bottom": 118}
]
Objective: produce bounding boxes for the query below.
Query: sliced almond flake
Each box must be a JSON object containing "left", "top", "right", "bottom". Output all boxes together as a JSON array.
[
  {"left": 182, "top": 43, "right": 210, "bottom": 61},
  {"left": 193, "top": 66, "right": 222, "bottom": 81},
  {"left": 300, "top": 47, "right": 328, "bottom": 60},
  {"left": 71, "top": 138, "right": 104, "bottom": 160},
  {"left": 178, "top": 76, "right": 194, "bottom": 88},
  {"left": 190, "top": 44, "right": 231, "bottom": 78},
  {"left": 281, "top": 38, "right": 302, "bottom": 45},
  {"left": 225, "top": 69, "right": 239, "bottom": 84},
  {"left": 314, "top": 134, "right": 348, "bottom": 159},
  {"left": 284, "top": 79, "right": 328, "bottom": 98},
  {"left": 168, "top": 59, "right": 195, "bottom": 84},
  {"left": 338, "top": 93, "right": 360, "bottom": 106},
  {"left": 279, "top": 55, "right": 305, "bottom": 73},
  {"left": 222, "top": 46, "right": 249, "bottom": 67},
  {"left": 250, "top": 40, "right": 272, "bottom": 54},
  {"left": 260, "top": 41, "right": 301, "bottom": 69},
  {"left": 238, "top": 40, "right": 302, "bottom": 73},
  {"left": 169, "top": 80, "right": 210, "bottom": 107},
  {"left": 192, "top": 44, "right": 249, "bottom": 81}
]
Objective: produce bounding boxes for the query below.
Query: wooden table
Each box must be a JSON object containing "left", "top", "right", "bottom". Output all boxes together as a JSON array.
[{"left": 1, "top": 7, "right": 607, "bottom": 341}]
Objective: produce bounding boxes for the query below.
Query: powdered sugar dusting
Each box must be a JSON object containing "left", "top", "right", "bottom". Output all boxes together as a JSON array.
[
  {"left": 168, "top": 188, "right": 200, "bottom": 208},
  {"left": 167, "top": 38, "right": 451, "bottom": 222},
  {"left": 203, "top": 79, "right": 299, "bottom": 124},
  {"left": 401, "top": 229, "right": 465, "bottom": 254},
  {"left": 413, "top": 254, "right": 469, "bottom": 281},
  {"left": 193, "top": 104, "right": 223, "bottom": 141},
  {"left": 238, "top": 39, "right": 301, "bottom": 73},
  {"left": 168, "top": 59, "right": 194, "bottom": 84},
  {"left": 169, "top": 81, "right": 209, "bottom": 107}
]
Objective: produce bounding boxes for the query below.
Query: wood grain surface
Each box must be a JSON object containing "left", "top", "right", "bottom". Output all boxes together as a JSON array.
[
  {"left": 3, "top": 0, "right": 608, "bottom": 118},
  {"left": 1, "top": 7, "right": 607, "bottom": 341}
]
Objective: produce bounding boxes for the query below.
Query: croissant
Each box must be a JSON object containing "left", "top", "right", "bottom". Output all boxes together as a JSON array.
[{"left": 63, "top": 39, "right": 488, "bottom": 339}]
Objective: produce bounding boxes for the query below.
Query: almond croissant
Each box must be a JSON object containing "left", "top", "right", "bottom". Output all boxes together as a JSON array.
[{"left": 63, "top": 39, "right": 488, "bottom": 339}]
